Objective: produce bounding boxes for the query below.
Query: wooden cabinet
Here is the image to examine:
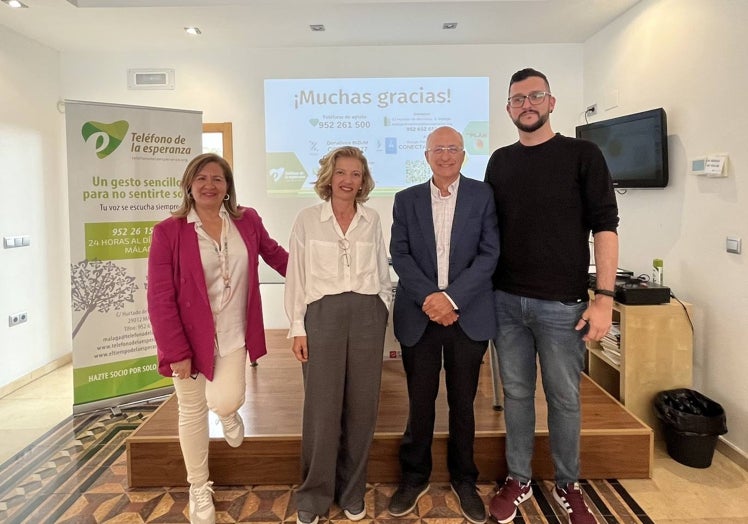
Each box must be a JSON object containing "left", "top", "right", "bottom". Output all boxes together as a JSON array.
[{"left": 586, "top": 299, "right": 693, "bottom": 432}]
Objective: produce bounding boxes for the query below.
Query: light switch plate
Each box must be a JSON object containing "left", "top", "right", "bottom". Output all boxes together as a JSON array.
[
  {"left": 726, "top": 236, "right": 742, "bottom": 254},
  {"left": 3, "top": 235, "right": 30, "bottom": 248}
]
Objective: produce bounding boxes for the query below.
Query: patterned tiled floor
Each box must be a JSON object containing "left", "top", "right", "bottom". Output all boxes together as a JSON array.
[{"left": 0, "top": 401, "right": 651, "bottom": 523}]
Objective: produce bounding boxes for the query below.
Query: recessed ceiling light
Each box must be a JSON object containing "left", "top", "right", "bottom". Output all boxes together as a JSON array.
[
  {"left": 2, "top": 0, "right": 29, "bottom": 8},
  {"left": 184, "top": 26, "right": 202, "bottom": 36},
  {"left": 443, "top": 22, "right": 458, "bottom": 30},
  {"left": 310, "top": 24, "right": 325, "bottom": 32}
]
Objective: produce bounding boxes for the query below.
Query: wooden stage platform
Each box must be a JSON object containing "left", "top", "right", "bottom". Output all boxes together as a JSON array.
[{"left": 127, "top": 330, "right": 653, "bottom": 488}]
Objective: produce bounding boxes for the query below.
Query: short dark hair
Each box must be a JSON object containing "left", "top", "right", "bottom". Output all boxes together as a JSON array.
[{"left": 509, "top": 68, "right": 551, "bottom": 94}]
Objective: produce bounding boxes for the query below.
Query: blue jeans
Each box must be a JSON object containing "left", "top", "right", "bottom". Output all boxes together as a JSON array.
[{"left": 493, "top": 290, "right": 587, "bottom": 486}]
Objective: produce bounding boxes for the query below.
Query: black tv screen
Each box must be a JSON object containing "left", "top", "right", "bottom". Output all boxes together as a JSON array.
[{"left": 576, "top": 108, "right": 668, "bottom": 188}]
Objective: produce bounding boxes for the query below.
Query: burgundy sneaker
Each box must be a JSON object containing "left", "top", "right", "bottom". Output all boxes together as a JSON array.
[
  {"left": 488, "top": 477, "right": 532, "bottom": 524},
  {"left": 552, "top": 482, "right": 597, "bottom": 524}
]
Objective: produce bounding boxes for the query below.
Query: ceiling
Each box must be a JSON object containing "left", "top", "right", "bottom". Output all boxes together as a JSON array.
[{"left": 0, "top": 0, "right": 640, "bottom": 53}]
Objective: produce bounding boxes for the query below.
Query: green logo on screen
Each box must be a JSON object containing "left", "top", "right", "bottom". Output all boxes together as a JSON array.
[{"left": 81, "top": 120, "right": 129, "bottom": 159}]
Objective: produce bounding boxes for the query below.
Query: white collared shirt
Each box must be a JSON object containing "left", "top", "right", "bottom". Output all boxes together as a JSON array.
[
  {"left": 430, "top": 176, "right": 460, "bottom": 291},
  {"left": 285, "top": 200, "right": 392, "bottom": 338},
  {"left": 188, "top": 207, "right": 249, "bottom": 356}
]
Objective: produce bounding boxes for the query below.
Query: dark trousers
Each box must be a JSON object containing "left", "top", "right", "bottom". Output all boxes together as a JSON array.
[
  {"left": 399, "top": 321, "right": 487, "bottom": 486},
  {"left": 296, "top": 292, "right": 388, "bottom": 515}
]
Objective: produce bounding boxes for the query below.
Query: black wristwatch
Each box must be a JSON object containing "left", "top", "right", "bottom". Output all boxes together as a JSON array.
[{"left": 593, "top": 288, "right": 616, "bottom": 298}]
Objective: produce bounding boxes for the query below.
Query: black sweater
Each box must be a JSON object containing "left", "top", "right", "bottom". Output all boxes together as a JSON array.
[{"left": 484, "top": 134, "right": 619, "bottom": 301}]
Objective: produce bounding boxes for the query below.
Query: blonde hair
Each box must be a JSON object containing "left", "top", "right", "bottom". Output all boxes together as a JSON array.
[
  {"left": 172, "top": 153, "right": 240, "bottom": 219},
  {"left": 314, "top": 146, "right": 374, "bottom": 203}
]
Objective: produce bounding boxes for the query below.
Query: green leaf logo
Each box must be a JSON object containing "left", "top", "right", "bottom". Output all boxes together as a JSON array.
[{"left": 81, "top": 120, "right": 129, "bottom": 159}]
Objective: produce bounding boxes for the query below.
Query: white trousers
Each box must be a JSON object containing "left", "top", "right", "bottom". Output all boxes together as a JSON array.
[{"left": 172, "top": 348, "right": 247, "bottom": 485}]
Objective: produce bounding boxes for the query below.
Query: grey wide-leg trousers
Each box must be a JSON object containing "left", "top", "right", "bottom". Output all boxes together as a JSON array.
[{"left": 295, "top": 292, "right": 388, "bottom": 516}]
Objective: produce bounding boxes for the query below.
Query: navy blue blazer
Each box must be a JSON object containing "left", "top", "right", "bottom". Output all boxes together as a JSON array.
[{"left": 390, "top": 175, "right": 500, "bottom": 347}]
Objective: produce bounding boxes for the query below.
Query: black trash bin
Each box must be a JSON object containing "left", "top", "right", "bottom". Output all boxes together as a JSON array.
[{"left": 654, "top": 388, "right": 728, "bottom": 468}]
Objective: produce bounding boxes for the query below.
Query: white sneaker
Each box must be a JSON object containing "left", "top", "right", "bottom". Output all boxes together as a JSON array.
[
  {"left": 343, "top": 501, "right": 366, "bottom": 521},
  {"left": 189, "top": 481, "right": 215, "bottom": 524},
  {"left": 220, "top": 413, "right": 245, "bottom": 447}
]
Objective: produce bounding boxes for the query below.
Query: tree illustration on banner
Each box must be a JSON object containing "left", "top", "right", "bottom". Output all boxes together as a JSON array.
[{"left": 71, "top": 259, "right": 139, "bottom": 338}]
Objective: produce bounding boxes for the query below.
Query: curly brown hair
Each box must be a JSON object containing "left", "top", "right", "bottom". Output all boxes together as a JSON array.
[{"left": 314, "top": 146, "right": 374, "bottom": 203}]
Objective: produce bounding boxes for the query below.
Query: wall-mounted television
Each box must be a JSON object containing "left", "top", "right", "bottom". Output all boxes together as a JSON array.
[{"left": 576, "top": 108, "right": 668, "bottom": 189}]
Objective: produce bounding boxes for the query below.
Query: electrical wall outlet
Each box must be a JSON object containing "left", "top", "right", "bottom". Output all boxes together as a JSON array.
[
  {"left": 586, "top": 104, "right": 598, "bottom": 116},
  {"left": 8, "top": 311, "right": 28, "bottom": 327}
]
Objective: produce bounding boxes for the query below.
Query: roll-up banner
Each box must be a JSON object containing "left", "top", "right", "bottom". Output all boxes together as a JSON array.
[{"left": 65, "top": 101, "right": 202, "bottom": 413}]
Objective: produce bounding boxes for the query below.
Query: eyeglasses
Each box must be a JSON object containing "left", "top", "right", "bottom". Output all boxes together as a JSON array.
[
  {"left": 507, "top": 91, "right": 551, "bottom": 108},
  {"left": 426, "top": 146, "right": 464, "bottom": 156},
  {"left": 339, "top": 238, "right": 350, "bottom": 267}
]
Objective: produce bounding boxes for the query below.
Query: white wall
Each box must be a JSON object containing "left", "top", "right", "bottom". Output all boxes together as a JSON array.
[
  {"left": 584, "top": 0, "right": 747, "bottom": 455},
  {"left": 0, "top": 26, "right": 70, "bottom": 388},
  {"left": 58, "top": 44, "right": 583, "bottom": 329},
  {"left": 59, "top": 44, "right": 583, "bottom": 250}
]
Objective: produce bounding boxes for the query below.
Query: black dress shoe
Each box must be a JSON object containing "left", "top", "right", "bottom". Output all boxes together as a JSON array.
[
  {"left": 451, "top": 480, "right": 487, "bottom": 524},
  {"left": 387, "top": 482, "right": 430, "bottom": 516}
]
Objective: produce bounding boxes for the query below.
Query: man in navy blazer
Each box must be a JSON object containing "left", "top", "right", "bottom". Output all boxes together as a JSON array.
[{"left": 388, "top": 126, "right": 499, "bottom": 524}]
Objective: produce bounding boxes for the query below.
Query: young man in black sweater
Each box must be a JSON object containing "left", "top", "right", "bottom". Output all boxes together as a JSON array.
[{"left": 484, "top": 68, "right": 619, "bottom": 524}]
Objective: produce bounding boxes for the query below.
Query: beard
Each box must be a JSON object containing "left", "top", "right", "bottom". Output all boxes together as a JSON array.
[{"left": 513, "top": 109, "right": 549, "bottom": 133}]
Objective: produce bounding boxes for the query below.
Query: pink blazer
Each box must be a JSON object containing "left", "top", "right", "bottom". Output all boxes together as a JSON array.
[{"left": 147, "top": 206, "right": 288, "bottom": 380}]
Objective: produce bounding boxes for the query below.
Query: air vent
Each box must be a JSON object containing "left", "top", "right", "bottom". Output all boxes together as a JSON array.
[{"left": 127, "top": 68, "right": 175, "bottom": 90}]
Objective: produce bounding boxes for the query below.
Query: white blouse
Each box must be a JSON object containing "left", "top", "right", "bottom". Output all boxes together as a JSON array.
[
  {"left": 188, "top": 207, "right": 249, "bottom": 356},
  {"left": 284, "top": 200, "right": 392, "bottom": 338}
]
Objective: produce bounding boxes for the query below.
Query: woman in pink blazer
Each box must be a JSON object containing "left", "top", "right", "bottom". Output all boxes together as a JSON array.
[{"left": 147, "top": 153, "right": 287, "bottom": 524}]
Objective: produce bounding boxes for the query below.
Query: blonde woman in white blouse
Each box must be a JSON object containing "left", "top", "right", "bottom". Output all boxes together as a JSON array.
[{"left": 285, "top": 146, "right": 392, "bottom": 524}]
